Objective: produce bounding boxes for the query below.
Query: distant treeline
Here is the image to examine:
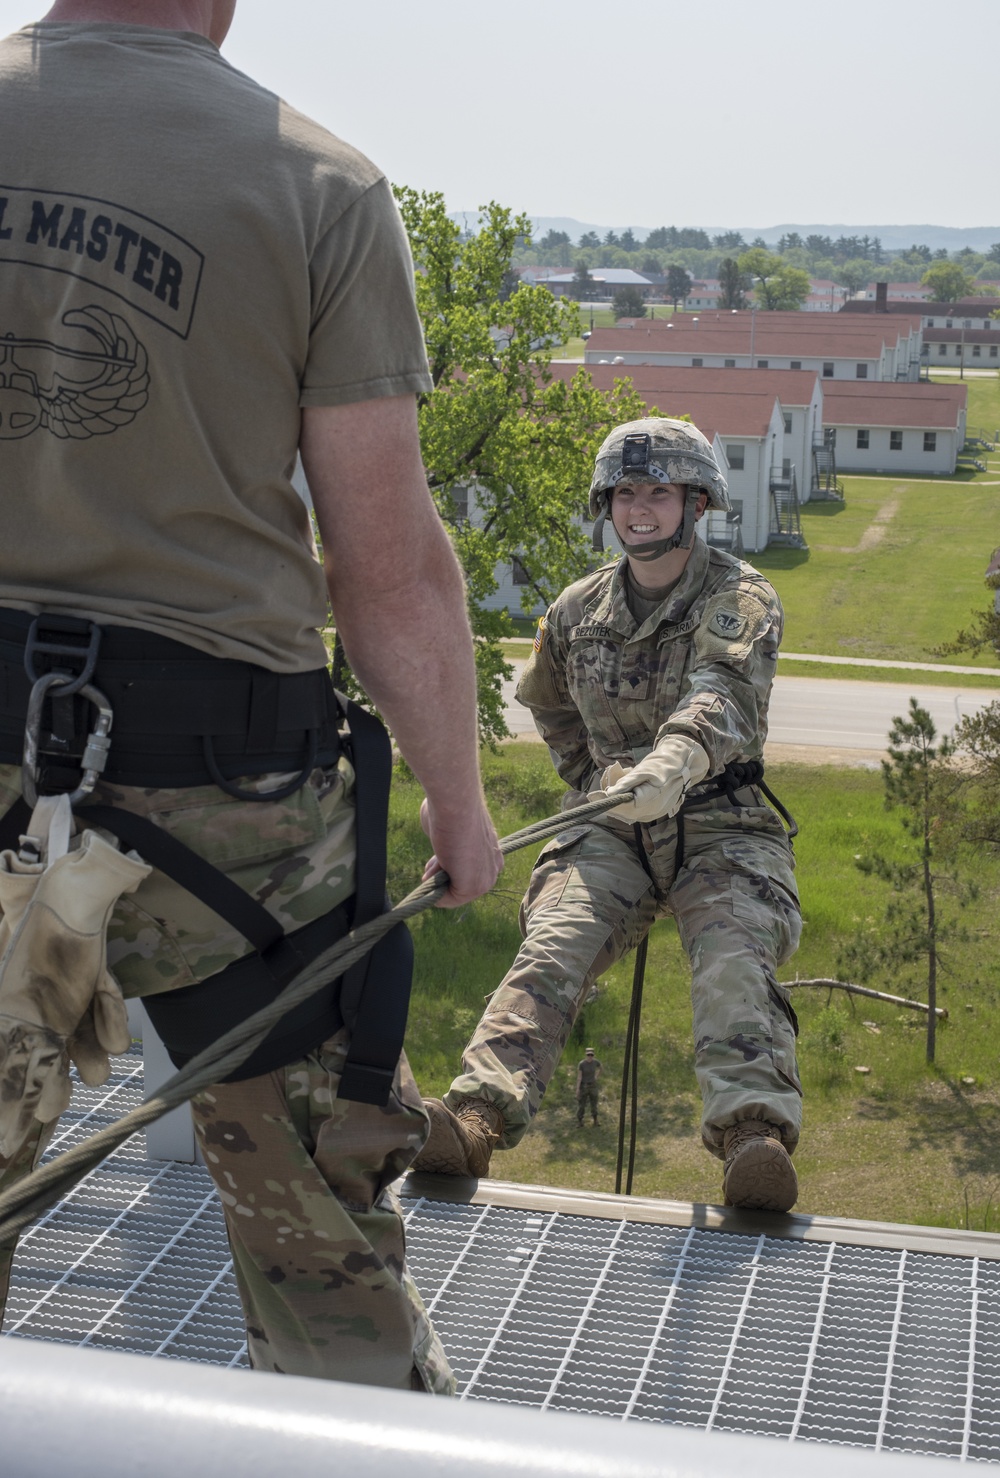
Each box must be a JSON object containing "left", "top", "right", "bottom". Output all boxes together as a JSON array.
[{"left": 509, "top": 226, "right": 1000, "bottom": 287}]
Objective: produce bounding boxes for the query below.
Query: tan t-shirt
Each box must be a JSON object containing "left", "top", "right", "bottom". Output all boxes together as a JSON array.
[{"left": 0, "top": 23, "right": 432, "bottom": 671}]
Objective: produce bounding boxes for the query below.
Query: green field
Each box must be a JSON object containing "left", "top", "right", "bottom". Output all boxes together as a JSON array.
[
  {"left": 395, "top": 746, "right": 1000, "bottom": 1230},
  {"left": 499, "top": 642, "right": 1000, "bottom": 686},
  {"left": 757, "top": 476, "right": 998, "bottom": 669},
  {"left": 943, "top": 370, "right": 1000, "bottom": 444},
  {"left": 555, "top": 303, "right": 688, "bottom": 359},
  {"left": 776, "top": 659, "right": 1000, "bottom": 687}
]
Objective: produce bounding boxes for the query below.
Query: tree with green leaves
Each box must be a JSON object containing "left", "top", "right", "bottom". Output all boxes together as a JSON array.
[
  {"left": 952, "top": 702, "right": 1000, "bottom": 854},
  {"left": 572, "top": 259, "right": 593, "bottom": 299},
  {"left": 665, "top": 264, "right": 692, "bottom": 312},
  {"left": 922, "top": 261, "right": 975, "bottom": 302},
  {"left": 612, "top": 284, "right": 647, "bottom": 319},
  {"left": 935, "top": 545, "right": 1000, "bottom": 664},
  {"left": 738, "top": 248, "right": 811, "bottom": 310},
  {"left": 578, "top": 231, "right": 600, "bottom": 248},
  {"left": 837, "top": 701, "right": 972, "bottom": 1063},
  {"left": 837, "top": 258, "right": 871, "bottom": 297},
  {"left": 937, "top": 548, "right": 1000, "bottom": 855},
  {"left": 389, "top": 189, "right": 647, "bottom": 742},
  {"left": 718, "top": 257, "right": 749, "bottom": 310}
]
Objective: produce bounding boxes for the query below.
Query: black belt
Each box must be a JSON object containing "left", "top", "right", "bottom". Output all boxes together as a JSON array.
[
  {"left": 674, "top": 759, "right": 798, "bottom": 874},
  {"left": 0, "top": 608, "right": 340, "bottom": 791}
]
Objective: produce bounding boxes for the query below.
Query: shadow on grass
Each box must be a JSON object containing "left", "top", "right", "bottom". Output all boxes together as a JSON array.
[
  {"left": 535, "top": 1090, "right": 700, "bottom": 1179},
  {"left": 753, "top": 546, "right": 811, "bottom": 572},
  {"left": 801, "top": 500, "right": 848, "bottom": 520},
  {"left": 903, "top": 1073, "right": 1000, "bottom": 1180}
]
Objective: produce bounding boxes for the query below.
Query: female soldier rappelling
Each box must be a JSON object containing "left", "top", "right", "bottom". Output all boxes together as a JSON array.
[{"left": 416, "top": 417, "right": 804, "bottom": 1212}]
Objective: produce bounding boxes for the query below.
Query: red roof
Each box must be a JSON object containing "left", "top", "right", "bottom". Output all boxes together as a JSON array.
[
  {"left": 635, "top": 308, "right": 919, "bottom": 332},
  {"left": 821, "top": 380, "right": 967, "bottom": 429},
  {"left": 587, "top": 321, "right": 904, "bottom": 358},
  {"left": 547, "top": 362, "right": 782, "bottom": 437},
  {"left": 842, "top": 299, "right": 999, "bottom": 318},
  {"left": 555, "top": 361, "right": 821, "bottom": 408}
]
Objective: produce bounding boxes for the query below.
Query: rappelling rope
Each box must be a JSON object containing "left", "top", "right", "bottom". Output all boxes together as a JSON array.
[{"left": 0, "top": 789, "right": 633, "bottom": 1242}]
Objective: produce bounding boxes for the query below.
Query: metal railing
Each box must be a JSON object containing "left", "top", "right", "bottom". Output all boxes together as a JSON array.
[
  {"left": 811, "top": 435, "right": 844, "bottom": 498},
  {"left": 0, "top": 1338, "right": 959, "bottom": 1478},
  {"left": 768, "top": 464, "right": 805, "bottom": 545}
]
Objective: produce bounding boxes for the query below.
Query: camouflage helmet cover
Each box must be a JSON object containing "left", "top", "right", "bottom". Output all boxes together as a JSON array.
[{"left": 588, "top": 417, "right": 731, "bottom": 517}]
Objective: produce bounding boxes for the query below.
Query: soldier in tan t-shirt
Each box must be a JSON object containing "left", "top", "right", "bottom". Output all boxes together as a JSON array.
[{"left": 0, "top": 0, "right": 502, "bottom": 1393}]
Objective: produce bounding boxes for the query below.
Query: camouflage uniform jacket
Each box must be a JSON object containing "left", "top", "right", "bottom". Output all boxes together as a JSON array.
[{"left": 516, "top": 537, "right": 782, "bottom": 791}]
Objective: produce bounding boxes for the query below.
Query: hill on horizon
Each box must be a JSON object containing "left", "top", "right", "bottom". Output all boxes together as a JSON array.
[{"left": 448, "top": 213, "right": 1000, "bottom": 254}]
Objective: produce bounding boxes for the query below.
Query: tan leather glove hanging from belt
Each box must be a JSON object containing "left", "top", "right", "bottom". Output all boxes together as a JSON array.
[
  {"left": 0, "top": 794, "right": 150, "bottom": 1157},
  {"left": 594, "top": 734, "right": 711, "bottom": 824}
]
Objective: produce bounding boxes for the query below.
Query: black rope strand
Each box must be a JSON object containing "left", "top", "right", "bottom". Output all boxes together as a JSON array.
[
  {"left": 614, "top": 821, "right": 657, "bottom": 1197},
  {"left": 0, "top": 788, "right": 633, "bottom": 1242},
  {"left": 626, "top": 940, "right": 646, "bottom": 1195},
  {"left": 614, "top": 934, "right": 647, "bottom": 1196}
]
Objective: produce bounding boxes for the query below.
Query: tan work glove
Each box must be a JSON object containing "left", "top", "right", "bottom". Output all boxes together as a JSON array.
[
  {"left": 595, "top": 735, "right": 710, "bottom": 824},
  {"left": 0, "top": 817, "right": 150, "bottom": 1156}
]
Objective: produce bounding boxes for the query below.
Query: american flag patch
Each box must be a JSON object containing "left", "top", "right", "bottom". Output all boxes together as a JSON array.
[{"left": 533, "top": 616, "right": 546, "bottom": 653}]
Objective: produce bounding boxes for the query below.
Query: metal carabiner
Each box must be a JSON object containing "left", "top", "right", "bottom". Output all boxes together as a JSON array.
[{"left": 22, "top": 672, "right": 114, "bottom": 808}]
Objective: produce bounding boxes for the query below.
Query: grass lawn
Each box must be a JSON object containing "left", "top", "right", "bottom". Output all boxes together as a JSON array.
[
  {"left": 393, "top": 745, "right": 1000, "bottom": 1231},
  {"left": 939, "top": 369, "right": 1000, "bottom": 441},
  {"left": 755, "top": 475, "right": 999, "bottom": 669},
  {"left": 497, "top": 643, "right": 1000, "bottom": 686},
  {"left": 556, "top": 304, "right": 681, "bottom": 359},
  {"left": 776, "top": 659, "right": 1000, "bottom": 687}
]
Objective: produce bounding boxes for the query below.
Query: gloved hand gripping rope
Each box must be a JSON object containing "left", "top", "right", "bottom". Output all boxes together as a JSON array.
[{"left": 0, "top": 788, "right": 634, "bottom": 1243}]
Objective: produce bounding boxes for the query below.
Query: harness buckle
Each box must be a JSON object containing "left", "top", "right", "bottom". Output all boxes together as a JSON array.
[
  {"left": 24, "top": 614, "right": 102, "bottom": 696},
  {"left": 22, "top": 672, "right": 114, "bottom": 808}
]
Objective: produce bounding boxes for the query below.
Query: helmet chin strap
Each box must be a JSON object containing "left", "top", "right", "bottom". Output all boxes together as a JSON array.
[{"left": 594, "top": 487, "right": 701, "bottom": 561}]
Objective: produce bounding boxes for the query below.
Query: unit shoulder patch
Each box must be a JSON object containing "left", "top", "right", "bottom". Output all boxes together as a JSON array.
[
  {"left": 695, "top": 590, "right": 771, "bottom": 663},
  {"left": 709, "top": 608, "right": 747, "bottom": 639}
]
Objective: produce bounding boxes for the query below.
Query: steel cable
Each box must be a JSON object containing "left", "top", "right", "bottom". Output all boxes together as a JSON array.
[{"left": 0, "top": 788, "right": 632, "bottom": 1241}]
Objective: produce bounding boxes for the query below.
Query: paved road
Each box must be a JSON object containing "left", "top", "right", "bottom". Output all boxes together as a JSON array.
[{"left": 502, "top": 662, "right": 995, "bottom": 750}]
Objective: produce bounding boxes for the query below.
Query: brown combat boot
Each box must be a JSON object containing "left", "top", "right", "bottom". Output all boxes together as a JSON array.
[
  {"left": 722, "top": 1119, "right": 798, "bottom": 1213},
  {"left": 412, "top": 1097, "right": 504, "bottom": 1177}
]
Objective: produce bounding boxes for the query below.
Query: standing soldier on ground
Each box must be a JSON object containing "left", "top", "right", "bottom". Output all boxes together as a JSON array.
[
  {"left": 576, "top": 1047, "right": 602, "bottom": 1127},
  {"left": 0, "top": 0, "right": 502, "bottom": 1393},
  {"left": 416, "top": 419, "right": 803, "bottom": 1213}
]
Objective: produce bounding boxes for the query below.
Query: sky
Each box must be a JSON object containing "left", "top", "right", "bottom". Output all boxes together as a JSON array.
[{"left": 1, "top": 0, "right": 996, "bottom": 233}]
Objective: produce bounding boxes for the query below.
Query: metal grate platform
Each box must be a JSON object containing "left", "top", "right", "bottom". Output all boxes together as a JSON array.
[{"left": 5, "top": 1052, "right": 1000, "bottom": 1463}]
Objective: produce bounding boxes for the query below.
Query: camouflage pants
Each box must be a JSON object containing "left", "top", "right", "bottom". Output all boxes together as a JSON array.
[
  {"left": 0, "top": 760, "right": 452, "bottom": 1393},
  {"left": 445, "top": 802, "right": 802, "bottom": 1159},
  {"left": 576, "top": 1084, "right": 600, "bottom": 1123}
]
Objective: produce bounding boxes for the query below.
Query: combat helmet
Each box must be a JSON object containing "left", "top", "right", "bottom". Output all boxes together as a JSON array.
[{"left": 589, "top": 417, "right": 731, "bottom": 560}]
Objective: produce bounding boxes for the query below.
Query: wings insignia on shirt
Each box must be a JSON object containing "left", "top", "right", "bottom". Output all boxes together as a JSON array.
[{"left": 0, "top": 305, "right": 149, "bottom": 441}]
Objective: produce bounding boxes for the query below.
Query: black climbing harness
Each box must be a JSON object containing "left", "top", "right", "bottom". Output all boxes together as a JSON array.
[{"left": 0, "top": 610, "right": 412, "bottom": 1104}]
